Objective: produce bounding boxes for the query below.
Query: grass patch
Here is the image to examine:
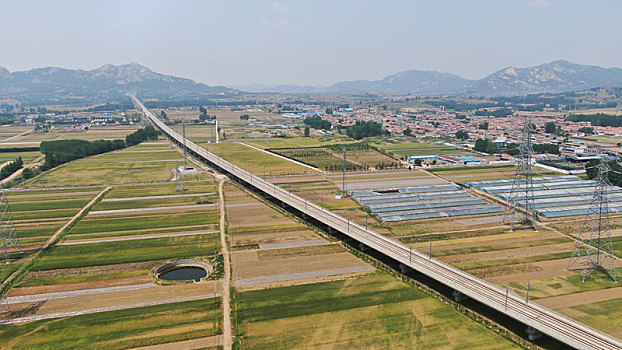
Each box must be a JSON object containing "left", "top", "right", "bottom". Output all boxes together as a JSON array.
[
  {"left": 69, "top": 211, "right": 218, "bottom": 235},
  {"left": 33, "top": 234, "right": 220, "bottom": 270},
  {"left": 93, "top": 195, "right": 218, "bottom": 211}
]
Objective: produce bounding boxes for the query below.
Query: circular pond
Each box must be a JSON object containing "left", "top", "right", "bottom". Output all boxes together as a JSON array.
[
  {"left": 159, "top": 266, "right": 207, "bottom": 282},
  {"left": 155, "top": 259, "right": 213, "bottom": 282}
]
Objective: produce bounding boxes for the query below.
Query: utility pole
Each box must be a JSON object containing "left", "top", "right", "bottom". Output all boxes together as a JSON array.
[{"left": 183, "top": 121, "right": 187, "bottom": 167}]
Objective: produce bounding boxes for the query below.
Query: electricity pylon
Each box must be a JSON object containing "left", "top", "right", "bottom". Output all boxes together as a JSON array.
[
  {"left": 504, "top": 115, "right": 538, "bottom": 231},
  {"left": 568, "top": 160, "right": 617, "bottom": 282},
  {"left": 0, "top": 186, "right": 20, "bottom": 262}
]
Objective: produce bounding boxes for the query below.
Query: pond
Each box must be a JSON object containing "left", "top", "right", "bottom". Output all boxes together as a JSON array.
[{"left": 158, "top": 266, "right": 207, "bottom": 282}]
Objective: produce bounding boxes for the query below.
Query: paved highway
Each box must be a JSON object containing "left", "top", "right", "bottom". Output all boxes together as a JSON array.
[{"left": 133, "top": 96, "right": 622, "bottom": 350}]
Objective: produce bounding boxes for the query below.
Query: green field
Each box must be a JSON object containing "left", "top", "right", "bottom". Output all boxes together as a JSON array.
[
  {"left": 68, "top": 210, "right": 218, "bottom": 235},
  {"left": 0, "top": 299, "right": 222, "bottom": 350},
  {"left": 0, "top": 151, "right": 41, "bottom": 163},
  {"left": 371, "top": 138, "right": 472, "bottom": 157},
  {"left": 105, "top": 182, "right": 217, "bottom": 199},
  {"left": 33, "top": 234, "right": 220, "bottom": 270},
  {"left": 247, "top": 137, "right": 354, "bottom": 149},
  {"left": 234, "top": 273, "right": 520, "bottom": 349},
  {"left": 208, "top": 142, "right": 314, "bottom": 175},
  {"left": 92, "top": 194, "right": 217, "bottom": 211}
]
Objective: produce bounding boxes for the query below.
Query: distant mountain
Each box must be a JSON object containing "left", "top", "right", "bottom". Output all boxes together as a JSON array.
[
  {"left": 0, "top": 63, "right": 236, "bottom": 104},
  {"left": 242, "top": 60, "right": 622, "bottom": 96},
  {"left": 473, "top": 60, "right": 622, "bottom": 95},
  {"left": 328, "top": 70, "right": 473, "bottom": 95},
  {"left": 231, "top": 84, "right": 326, "bottom": 94}
]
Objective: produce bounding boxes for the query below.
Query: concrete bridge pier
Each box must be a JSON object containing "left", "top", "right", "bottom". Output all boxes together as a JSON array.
[
  {"left": 526, "top": 327, "right": 543, "bottom": 341},
  {"left": 452, "top": 290, "right": 467, "bottom": 302},
  {"left": 399, "top": 263, "right": 412, "bottom": 274},
  {"left": 358, "top": 243, "right": 370, "bottom": 252}
]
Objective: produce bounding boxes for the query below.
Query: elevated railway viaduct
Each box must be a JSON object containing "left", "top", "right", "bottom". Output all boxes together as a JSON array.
[{"left": 133, "top": 96, "right": 622, "bottom": 350}]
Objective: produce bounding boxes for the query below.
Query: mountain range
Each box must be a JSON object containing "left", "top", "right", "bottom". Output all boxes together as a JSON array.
[
  {"left": 237, "top": 60, "right": 622, "bottom": 96},
  {"left": 0, "top": 62, "right": 235, "bottom": 104},
  {"left": 1, "top": 60, "right": 622, "bottom": 104}
]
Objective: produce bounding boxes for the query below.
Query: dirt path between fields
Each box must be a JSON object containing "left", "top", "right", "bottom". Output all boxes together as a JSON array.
[{"left": 216, "top": 175, "right": 233, "bottom": 350}]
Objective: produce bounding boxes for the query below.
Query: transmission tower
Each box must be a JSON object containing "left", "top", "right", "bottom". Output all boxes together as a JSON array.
[
  {"left": 503, "top": 115, "right": 538, "bottom": 231},
  {"left": 0, "top": 186, "right": 20, "bottom": 262},
  {"left": 568, "top": 160, "right": 617, "bottom": 282}
]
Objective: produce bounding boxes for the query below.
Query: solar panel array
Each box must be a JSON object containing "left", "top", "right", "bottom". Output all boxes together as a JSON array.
[
  {"left": 465, "top": 175, "right": 622, "bottom": 218},
  {"left": 352, "top": 184, "right": 503, "bottom": 222}
]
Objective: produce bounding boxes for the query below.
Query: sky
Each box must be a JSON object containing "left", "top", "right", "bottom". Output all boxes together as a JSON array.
[{"left": 1, "top": 0, "right": 621, "bottom": 86}]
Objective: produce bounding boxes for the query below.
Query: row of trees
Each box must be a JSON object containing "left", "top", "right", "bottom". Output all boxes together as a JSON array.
[
  {"left": 0, "top": 157, "right": 23, "bottom": 180},
  {"left": 567, "top": 113, "right": 622, "bottom": 127},
  {"left": 125, "top": 125, "right": 161, "bottom": 146},
  {"left": 40, "top": 139, "right": 126, "bottom": 170}
]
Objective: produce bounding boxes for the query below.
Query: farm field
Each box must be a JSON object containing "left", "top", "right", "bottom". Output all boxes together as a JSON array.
[
  {"left": 2, "top": 102, "right": 620, "bottom": 349},
  {"left": 0, "top": 151, "right": 41, "bottom": 164},
  {"left": 270, "top": 144, "right": 399, "bottom": 171},
  {"left": 0, "top": 126, "right": 33, "bottom": 141},
  {"left": 208, "top": 142, "right": 315, "bottom": 176},
  {"left": 0, "top": 298, "right": 222, "bottom": 350},
  {"left": 27, "top": 140, "right": 199, "bottom": 186},
  {"left": 1, "top": 178, "right": 224, "bottom": 349},
  {"left": 226, "top": 183, "right": 374, "bottom": 290},
  {"left": 370, "top": 138, "right": 473, "bottom": 157},
  {"left": 3, "top": 188, "right": 103, "bottom": 263},
  {"left": 234, "top": 273, "right": 521, "bottom": 349},
  {"left": 171, "top": 124, "right": 217, "bottom": 144}
]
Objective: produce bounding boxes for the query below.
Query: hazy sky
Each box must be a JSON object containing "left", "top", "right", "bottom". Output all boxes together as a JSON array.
[{"left": 1, "top": 0, "right": 621, "bottom": 86}]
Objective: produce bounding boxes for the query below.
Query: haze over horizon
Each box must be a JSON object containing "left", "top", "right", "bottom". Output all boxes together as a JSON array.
[{"left": 1, "top": 0, "right": 621, "bottom": 86}]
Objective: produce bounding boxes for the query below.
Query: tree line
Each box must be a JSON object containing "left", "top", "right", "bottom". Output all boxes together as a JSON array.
[
  {"left": 566, "top": 113, "right": 622, "bottom": 127},
  {"left": 0, "top": 157, "right": 23, "bottom": 180},
  {"left": 125, "top": 125, "right": 161, "bottom": 146}
]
